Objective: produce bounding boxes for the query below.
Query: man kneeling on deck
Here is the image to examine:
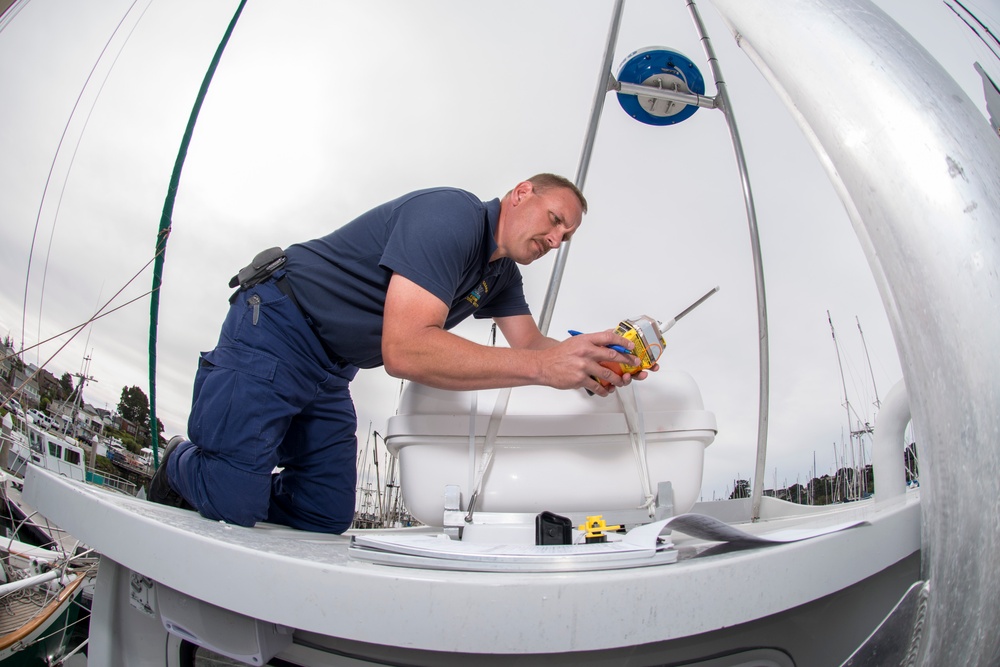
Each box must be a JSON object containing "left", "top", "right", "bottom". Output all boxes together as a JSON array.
[{"left": 148, "top": 174, "right": 656, "bottom": 533}]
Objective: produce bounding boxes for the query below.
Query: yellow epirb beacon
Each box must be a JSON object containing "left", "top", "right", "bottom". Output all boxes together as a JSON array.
[{"left": 604, "top": 315, "right": 666, "bottom": 377}]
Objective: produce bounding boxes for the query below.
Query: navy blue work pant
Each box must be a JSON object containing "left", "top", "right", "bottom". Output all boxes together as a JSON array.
[{"left": 168, "top": 276, "right": 360, "bottom": 533}]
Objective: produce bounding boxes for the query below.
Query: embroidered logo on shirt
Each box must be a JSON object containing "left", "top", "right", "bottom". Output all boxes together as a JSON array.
[{"left": 465, "top": 280, "right": 489, "bottom": 308}]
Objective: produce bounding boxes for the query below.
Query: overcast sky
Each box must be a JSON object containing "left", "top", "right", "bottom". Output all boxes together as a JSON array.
[{"left": 1, "top": 0, "right": 996, "bottom": 500}]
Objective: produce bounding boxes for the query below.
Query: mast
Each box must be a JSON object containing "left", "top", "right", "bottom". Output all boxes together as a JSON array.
[
  {"left": 355, "top": 423, "right": 372, "bottom": 526},
  {"left": 832, "top": 442, "right": 839, "bottom": 503},
  {"left": 855, "top": 316, "right": 879, "bottom": 497},
  {"left": 828, "top": 311, "right": 858, "bottom": 499},
  {"left": 856, "top": 316, "right": 881, "bottom": 409},
  {"left": 372, "top": 441, "right": 383, "bottom": 525},
  {"left": 383, "top": 450, "right": 401, "bottom": 526},
  {"left": 70, "top": 355, "right": 96, "bottom": 441},
  {"left": 812, "top": 450, "right": 817, "bottom": 505}
]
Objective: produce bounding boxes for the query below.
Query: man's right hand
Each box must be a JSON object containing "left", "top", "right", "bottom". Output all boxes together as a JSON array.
[{"left": 538, "top": 330, "right": 643, "bottom": 397}]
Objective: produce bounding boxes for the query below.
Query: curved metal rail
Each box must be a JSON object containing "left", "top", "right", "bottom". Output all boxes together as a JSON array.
[{"left": 713, "top": 0, "right": 1000, "bottom": 664}]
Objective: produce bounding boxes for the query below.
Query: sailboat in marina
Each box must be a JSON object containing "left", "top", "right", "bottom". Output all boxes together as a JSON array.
[
  {"left": 4, "top": 0, "right": 1000, "bottom": 665},
  {"left": 0, "top": 547, "right": 92, "bottom": 666},
  {"left": 352, "top": 428, "right": 415, "bottom": 530},
  {"left": 0, "top": 471, "right": 95, "bottom": 666}
]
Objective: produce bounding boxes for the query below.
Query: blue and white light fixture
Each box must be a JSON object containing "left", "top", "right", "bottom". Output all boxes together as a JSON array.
[{"left": 616, "top": 47, "right": 705, "bottom": 126}]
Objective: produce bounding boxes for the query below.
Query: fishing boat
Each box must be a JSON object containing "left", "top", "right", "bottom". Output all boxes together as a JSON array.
[
  {"left": 3, "top": 423, "right": 86, "bottom": 486},
  {"left": 1, "top": 413, "right": 139, "bottom": 499},
  {"left": 9, "top": 0, "right": 1000, "bottom": 665}
]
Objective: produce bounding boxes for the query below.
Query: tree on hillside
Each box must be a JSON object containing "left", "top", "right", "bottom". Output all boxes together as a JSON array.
[
  {"left": 59, "top": 372, "right": 74, "bottom": 398},
  {"left": 118, "top": 385, "right": 150, "bottom": 424}
]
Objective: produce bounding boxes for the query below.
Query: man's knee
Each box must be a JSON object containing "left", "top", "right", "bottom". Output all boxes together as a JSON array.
[{"left": 172, "top": 444, "right": 272, "bottom": 527}]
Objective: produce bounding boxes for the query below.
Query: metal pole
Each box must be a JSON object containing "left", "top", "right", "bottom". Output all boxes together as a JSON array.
[
  {"left": 614, "top": 81, "right": 719, "bottom": 109},
  {"left": 0, "top": 568, "right": 62, "bottom": 596},
  {"left": 537, "top": 0, "right": 626, "bottom": 336},
  {"left": 467, "top": 1, "right": 627, "bottom": 523},
  {"left": 686, "top": 0, "right": 770, "bottom": 521}
]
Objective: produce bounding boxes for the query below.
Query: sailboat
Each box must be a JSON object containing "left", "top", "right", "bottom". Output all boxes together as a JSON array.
[
  {"left": 8, "top": 0, "right": 1000, "bottom": 665},
  {"left": 0, "top": 471, "right": 95, "bottom": 666},
  {"left": 0, "top": 549, "right": 91, "bottom": 666}
]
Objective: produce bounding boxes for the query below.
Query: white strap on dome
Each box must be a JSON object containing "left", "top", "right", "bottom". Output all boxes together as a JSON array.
[
  {"left": 465, "top": 387, "right": 511, "bottom": 521},
  {"left": 618, "top": 383, "right": 655, "bottom": 516}
]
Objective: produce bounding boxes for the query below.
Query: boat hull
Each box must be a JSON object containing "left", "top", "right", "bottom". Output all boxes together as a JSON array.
[{"left": 0, "top": 575, "right": 88, "bottom": 666}]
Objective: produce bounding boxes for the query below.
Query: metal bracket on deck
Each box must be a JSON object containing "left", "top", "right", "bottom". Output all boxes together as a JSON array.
[
  {"left": 654, "top": 481, "right": 675, "bottom": 522},
  {"left": 443, "top": 484, "right": 463, "bottom": 539},
  {"left": 440, "top": 480, "right": 680, "bottom": 538}
]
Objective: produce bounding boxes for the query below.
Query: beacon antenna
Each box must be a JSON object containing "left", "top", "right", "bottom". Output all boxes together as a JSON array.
[{"left": 659, "top": 286, "right": 720, "bottom": 333}]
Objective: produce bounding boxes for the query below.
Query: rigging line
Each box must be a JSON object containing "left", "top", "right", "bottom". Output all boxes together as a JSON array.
[
  {"left": 63, "top": 547, "right": 97, "bottom": 565},
  {"left": 827, "top": 309, "right": 858, "bottom": 451},
  {"left": 58, "top": 635, "right": 90, "bottom": 664},
  {"left": 2, "top": 246, "right": 161, "bottom": 364},
  {"left": 76, "top": 289, "right": 104, "bottom": 386},
  {"left": 4, "top": 509, "right": 47, "bottom": 555},
  {"left": 148, "top": 0, "right": 248, "bottom": 469},
  {"left": 33, "top": 613, "right": 92, "bottom": 650},
  {"left": 856, "top": 316, "right": 881, "bottom": 409},
  {"left": 33, "top": 0, "right": 155, "bottom": 371},
  {"left": 945, "top": 2, "right": 1000, "bottom": 62},
  {"left": 0, "top": 284, "right": 159, "bottom": 411},
  {"left": 19, "top": 0, "right": 151, "bottom": 362},
  {"left": 953, "top": 0, "right": 1000, "bottom": 51},
  {"left": 29, "top": 586, "right": 84, "bottom": 640},
  {"left": 38, "top": 514, "right": 69, "bottom": 559},
  {"left": 838, "top": 341, "right": 869, "bottom": 424}
]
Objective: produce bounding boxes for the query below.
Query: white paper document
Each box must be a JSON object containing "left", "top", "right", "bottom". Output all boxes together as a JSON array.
[
  {"left": 348, "top": 513, "right": 867, "bottom": 572},
  {"left": 661, "top": 513, "right": 869, "bottom": 545},
  {"left": 350, "top": 522, "right": 676, "bottom": 572}
]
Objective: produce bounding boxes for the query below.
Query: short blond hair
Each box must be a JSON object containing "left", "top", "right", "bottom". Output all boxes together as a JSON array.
[{"left": 527, "top": 173, "right": 588, "bottom": 214}]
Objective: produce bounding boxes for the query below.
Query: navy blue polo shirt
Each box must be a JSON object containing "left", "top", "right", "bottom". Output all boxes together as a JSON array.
[{"left": 283, "top": 187, "right": 530, "bottom": 369}]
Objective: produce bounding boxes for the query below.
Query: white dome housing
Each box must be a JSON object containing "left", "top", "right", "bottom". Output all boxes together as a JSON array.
[{"left": 385, "top": 370, "right": 716, "bottom": 528}]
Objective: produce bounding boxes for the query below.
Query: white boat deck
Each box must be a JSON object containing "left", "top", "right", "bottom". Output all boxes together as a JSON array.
[{"left": 23, "top": 464, "right": 919, "bottom": 657}]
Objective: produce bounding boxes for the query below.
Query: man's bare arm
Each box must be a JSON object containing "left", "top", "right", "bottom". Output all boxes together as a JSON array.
[
  {"left": 381, "top": 274, "right": 639, "bottom": 395},
  {"left": 495, "top": 313, "right": 657, "bottom": 382}
]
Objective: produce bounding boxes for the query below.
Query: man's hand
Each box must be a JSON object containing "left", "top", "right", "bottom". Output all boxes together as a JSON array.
[
  {"left": 537, "top": 330, "right": 650, "bottom": 397},
  {"left": 496, "top": 317, "right": 659, "bottom": 396}
]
